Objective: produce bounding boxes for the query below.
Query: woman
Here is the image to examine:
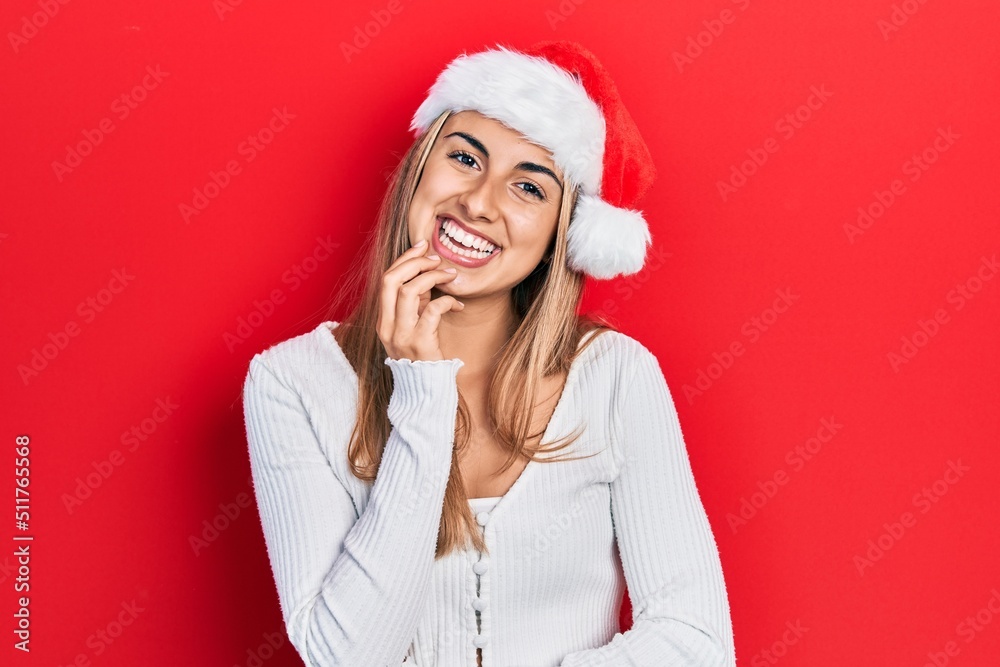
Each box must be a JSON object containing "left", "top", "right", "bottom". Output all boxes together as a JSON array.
[{"left": 243, "top": 41, "right": 735, "bottom": 666}]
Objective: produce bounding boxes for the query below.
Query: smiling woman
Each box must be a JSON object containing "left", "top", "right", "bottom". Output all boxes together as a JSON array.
[
  {"left": 410, "top": 111, "right": 564, "bottom": 277},
  {"left": 242, "top": 40, "right": 735, "bottom": 667}
]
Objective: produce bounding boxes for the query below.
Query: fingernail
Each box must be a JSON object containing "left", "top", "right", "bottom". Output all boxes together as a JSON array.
[
  {"left": 444, "top": 267, "right": 457, "bottom": 273},
  {"left": 428, "top": 254, "right": 440, "bottom": 260},
  {"left": 414, "top": 239, "right": 427, "bottom": 247}
]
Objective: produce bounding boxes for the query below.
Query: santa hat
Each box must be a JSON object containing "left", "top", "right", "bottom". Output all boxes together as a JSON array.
[{"left": 409, "top": 41, "right": 657, "bottom": 280}]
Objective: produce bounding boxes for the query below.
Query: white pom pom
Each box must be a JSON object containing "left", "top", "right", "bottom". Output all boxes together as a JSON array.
[{"left": 566, "top": 194, "right": 652, "bottom": 280}]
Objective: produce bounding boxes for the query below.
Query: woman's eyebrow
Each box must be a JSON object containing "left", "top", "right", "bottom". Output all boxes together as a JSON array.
[
  {"left": 515, "top": 161, "right": 563, "bottom": 192},
  {"left": 444, "top": 131, "right": 564, "bottom": 192},
  {"left": 445, "top": 131, "right": 491, "bottom": 157}
]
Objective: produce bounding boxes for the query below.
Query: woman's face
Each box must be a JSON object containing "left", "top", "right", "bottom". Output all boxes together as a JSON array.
[{"left": 407, "top": 110, "right": 565, "bottom": 298}]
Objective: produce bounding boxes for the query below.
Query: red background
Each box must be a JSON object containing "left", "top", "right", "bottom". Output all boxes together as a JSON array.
[{"left": 2, "top": 0, "right": 999, "bottom": 665}]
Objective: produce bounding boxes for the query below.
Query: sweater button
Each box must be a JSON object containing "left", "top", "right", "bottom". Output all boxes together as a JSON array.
[
  {"left": 472, "top": 597, "right": 485, "bottom": 611},
  {"left": 473, "top": 560, "right": 488, "bottom": 575},
  {"left": 476, "top": 511, "right": 490, "bottom": 526},
  {"left": 473, "top": 635, "right": 488, "bottom": 648}
]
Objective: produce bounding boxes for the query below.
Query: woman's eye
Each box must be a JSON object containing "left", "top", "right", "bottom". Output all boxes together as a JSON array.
[
  {"left": 518, "top": 183, "right": 545, "bottom": 201},
  {"left": 448, "top": 151, "right": 478, "bottom": 168}
]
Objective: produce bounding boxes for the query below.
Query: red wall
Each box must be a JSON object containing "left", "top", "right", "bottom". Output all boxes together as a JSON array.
[{"left": 2, "top": 0, "right": 998, "bottom": 665}]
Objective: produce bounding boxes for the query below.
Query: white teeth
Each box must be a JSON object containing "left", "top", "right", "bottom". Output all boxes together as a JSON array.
[
  {"left": 439, "top": 222, "right": 495, "bottom": 259},
  {"left": 441, "top": 219, "right": 496, "bottom": 253}
]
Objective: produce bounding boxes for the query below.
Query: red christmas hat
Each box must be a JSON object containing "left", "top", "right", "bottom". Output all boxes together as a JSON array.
[{"left": 410, "top": 41, "right": 657, "bottom": 280}]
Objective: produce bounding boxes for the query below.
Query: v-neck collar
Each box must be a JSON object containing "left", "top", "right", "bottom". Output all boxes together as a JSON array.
[{"left": 316, "top": 321, "right": 604, "bottom": 523}]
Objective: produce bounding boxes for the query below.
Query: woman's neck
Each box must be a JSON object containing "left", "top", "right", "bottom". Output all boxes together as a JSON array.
[{"left": 436, "top": 295, "right": 518, "bottom": 374}]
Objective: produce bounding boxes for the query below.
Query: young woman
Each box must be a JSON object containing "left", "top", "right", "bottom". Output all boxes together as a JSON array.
[{"left": 243, "top": 41, "right": 735, "bottom": 667}]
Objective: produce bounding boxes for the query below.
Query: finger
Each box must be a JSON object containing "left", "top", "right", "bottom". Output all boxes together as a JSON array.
[
  {"left": 387, "top": 253, "right": 444, "bottom": 283},
  {"left": 382, "top": 254, "right": 443, "bottom": 307},
  {"left": 379, "top": 252, "right": 438, "bottom": 341},
  {"left": 413, "top": 295, "right": 465, "bottom": 351},
  {"left": 386, "top": 239, "right": 429, "bottom": 273},
  {"left": 382, "top": 255, "right": 445, "bottom": 334},
  {"left": 394, "top": 269, "right": 458, "bottom": 335}
]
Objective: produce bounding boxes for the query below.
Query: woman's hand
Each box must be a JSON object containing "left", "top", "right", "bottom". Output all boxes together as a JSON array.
[{"left": 377, "top": 239, "right": 465, "bottom": 362}]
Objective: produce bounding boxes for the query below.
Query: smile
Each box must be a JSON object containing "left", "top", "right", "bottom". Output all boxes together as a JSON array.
[{"left": 433, "top": 216, "right": 502, "bottom": 268}]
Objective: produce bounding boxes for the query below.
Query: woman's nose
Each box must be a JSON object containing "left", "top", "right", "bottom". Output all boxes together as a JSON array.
[{"left": 457, "top": 175, "right": 501, "bottom": 222}]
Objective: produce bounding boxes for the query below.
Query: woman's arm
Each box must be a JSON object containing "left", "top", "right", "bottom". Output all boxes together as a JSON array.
[
  {"left": 560, "top": 340, "right": 735, "bottom": 667},
  {"left": 243, "top": 351, "right": 462, "bottom": 667}
]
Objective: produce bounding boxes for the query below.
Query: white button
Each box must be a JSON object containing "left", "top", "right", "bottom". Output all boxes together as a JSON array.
[
  {"left": 473, "top": 560, "right": 488, "bottom": 575},
  {"left": 473, "top": 635, "right": 488, "bottom": 648},
  {"left": 472, "top": 597, "right": 485, "bottom": 611},
  {"left": 476, "top": 512, "right": 490, "bottom": 526}
]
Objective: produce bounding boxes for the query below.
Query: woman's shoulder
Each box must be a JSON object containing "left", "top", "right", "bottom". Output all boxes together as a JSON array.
[
  {"left": 578, "top": 325, "right": 654, "bottom": 370},
  {"left": 245, "top": 321, "right": 353, "bottom": 390}
]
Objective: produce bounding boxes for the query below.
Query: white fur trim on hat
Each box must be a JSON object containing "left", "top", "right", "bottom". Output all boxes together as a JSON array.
[
  {"left": 410, "top": 45, "right": 606, "bottom": 196},
  {"left": 567, "top": 193, "right": 651, "bottom": 279}
]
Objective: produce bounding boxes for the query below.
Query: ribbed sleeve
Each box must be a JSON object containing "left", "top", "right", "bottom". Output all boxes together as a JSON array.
[
  {"left": 559, "top": 341, "right": 736, "bottom": 667},
  {"left": 243, "top": 352, "right": 463, "bottom": 667}
]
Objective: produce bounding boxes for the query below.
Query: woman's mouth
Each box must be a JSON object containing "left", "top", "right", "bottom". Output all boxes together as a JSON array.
[{"left": 432, "top": 216, "right": 502, "bottom": 268}]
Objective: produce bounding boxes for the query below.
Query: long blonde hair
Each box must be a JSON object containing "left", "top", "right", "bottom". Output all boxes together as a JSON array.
[{"left": 325, "top": 110, "right": 616, "bottom": 557}]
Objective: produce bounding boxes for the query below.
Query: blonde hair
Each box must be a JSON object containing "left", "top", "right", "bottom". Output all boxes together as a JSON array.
[{"left": 325, "top": 110, "right": 615, "bottom": 557}]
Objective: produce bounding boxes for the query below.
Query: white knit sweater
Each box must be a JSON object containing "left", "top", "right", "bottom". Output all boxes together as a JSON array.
[{"left": 242, "top": 321, "right": 735, "bottom": 667}]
